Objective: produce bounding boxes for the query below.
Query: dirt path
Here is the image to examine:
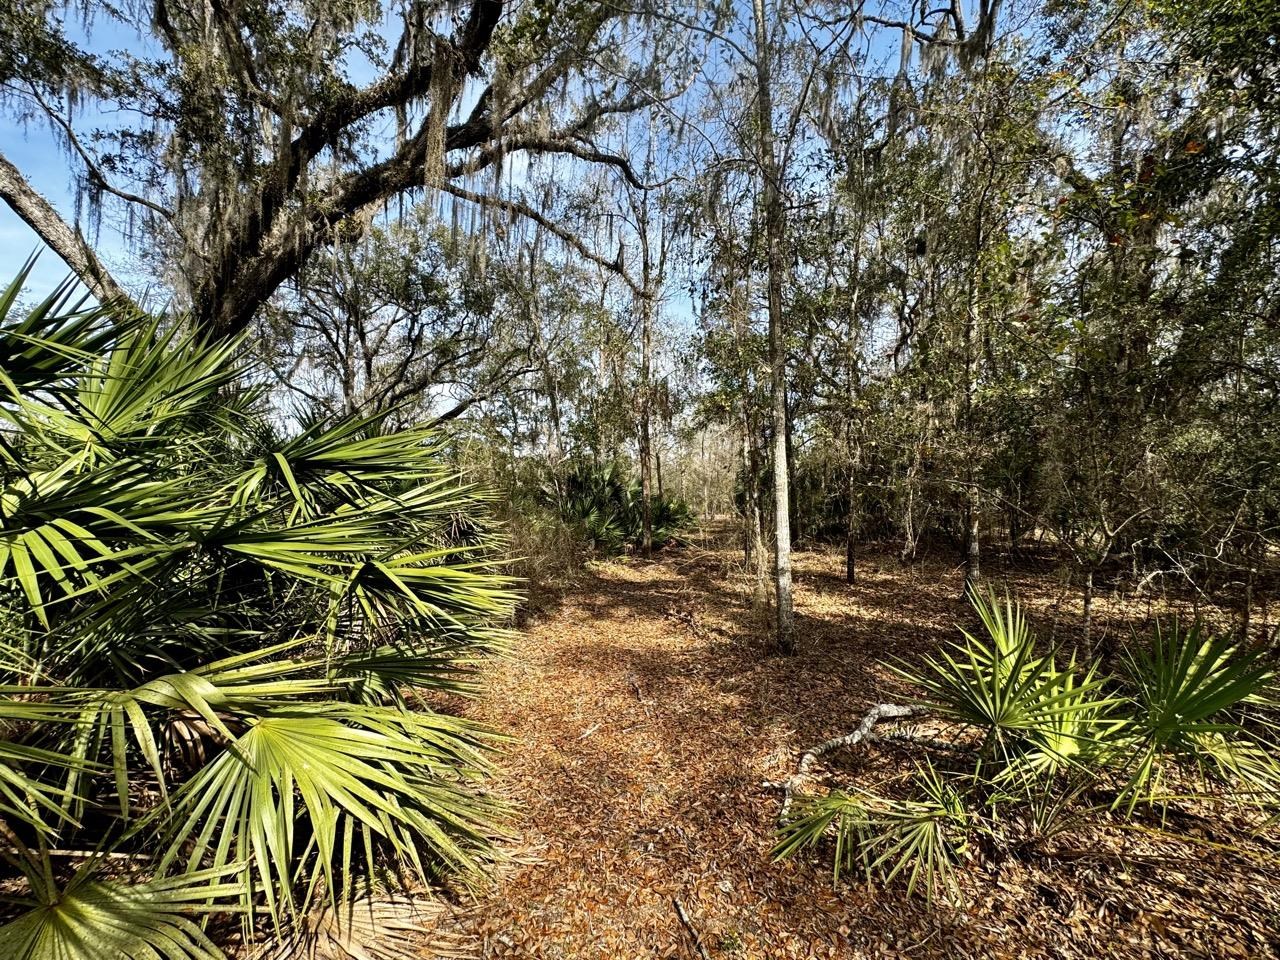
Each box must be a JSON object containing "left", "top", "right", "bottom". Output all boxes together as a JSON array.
[{"left": 437, "top": 538, "right": 1278, "bottom": 959}]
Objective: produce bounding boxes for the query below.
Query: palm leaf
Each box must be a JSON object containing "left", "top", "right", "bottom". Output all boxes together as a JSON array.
[{"left": 0, "top": 864, "right": 242, "bottom": 960}]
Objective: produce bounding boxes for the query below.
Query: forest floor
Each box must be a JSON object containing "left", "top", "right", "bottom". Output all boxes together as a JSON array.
[{"left": 425, "top": 527, "right": 1280, "bottom": 959}]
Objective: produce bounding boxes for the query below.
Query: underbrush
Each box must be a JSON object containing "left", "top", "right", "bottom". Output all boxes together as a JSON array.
[
  {"left": 551, "top": 461, "right": 693, "bottom": 556},
  {"left": 500, "top": 504, "right": 588, "bottom": 616},
  {"left": 0, "top": 269, "right": 516, "bottom": 959},
  {"left": 774, "top": 590, "right": 1280, "bottom": 905}
]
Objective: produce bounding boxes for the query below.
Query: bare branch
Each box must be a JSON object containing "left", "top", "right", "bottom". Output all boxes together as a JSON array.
[{"left": 437, "top": 181, "right": 640, "bottom": 294}]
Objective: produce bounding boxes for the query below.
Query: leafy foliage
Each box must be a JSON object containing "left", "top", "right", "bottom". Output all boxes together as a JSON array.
[
  {"left": 775, "top": 590, "right": 1280, "bottom": 904},
  {"left": 1116, "top": 621, "right": 1278, "bottom": 809},
  {"left": 0, "top": 271, "right": 517, "bottom": 957},
  {"left": 550, "top": 461, "right": 693, "bottom": 555}
]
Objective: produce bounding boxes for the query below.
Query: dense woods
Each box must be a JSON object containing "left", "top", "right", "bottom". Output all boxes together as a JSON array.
[{"left": 2, "top": 0, "right": 1280, "bottom": 956}]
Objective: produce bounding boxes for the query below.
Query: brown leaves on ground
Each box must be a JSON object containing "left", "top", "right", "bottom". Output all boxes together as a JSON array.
[{"left": 423, "top": 533, "right": 1280, "bottom": 958}]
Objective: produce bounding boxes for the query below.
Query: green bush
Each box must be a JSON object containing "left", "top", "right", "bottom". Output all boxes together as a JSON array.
[
  {"left": 775, "top": 589, "right": 1280, "bottom": 904},
  {"left": 550, "top": 460, "right": 693, "bottom": 555},
  {"left": 0, "top": 266, "right": 517, "bottom": 958}
]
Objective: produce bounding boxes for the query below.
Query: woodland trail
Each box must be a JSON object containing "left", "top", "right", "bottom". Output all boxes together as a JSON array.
[{"left": 434, "top": 533, "right": 1279, "bottom": 959}]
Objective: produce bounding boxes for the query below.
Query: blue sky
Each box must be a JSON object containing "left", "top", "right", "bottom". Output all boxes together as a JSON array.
[
  {"left": 1, "top": 123, "right": 88, "bottom": 294},
  {"left": 2, "top": 9, "right": 144, "bottom": 299},
  {"left": 1, "top": 1, "right": 920, "bottom": 309}
]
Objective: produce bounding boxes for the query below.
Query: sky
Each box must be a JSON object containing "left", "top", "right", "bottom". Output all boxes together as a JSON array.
[
  {"left": 1, "top": 125, "right": 90, "bottom": 294},
  {"left": 0, "top": 1, "right": 938, "bottom": 311},
  {"left": 0, "top": 5, "right": 509, "bottom": 303},
  {"left": 2, "top": 9, "right": 145, "bottom": 299}
]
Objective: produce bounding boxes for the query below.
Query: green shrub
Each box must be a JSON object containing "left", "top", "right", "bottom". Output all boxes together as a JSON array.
[
  {"left": 775, "top": 589, "right": 1280, "bottom": 904},
  {"left": 550, "top": 460, "right": 693, "bottom": 555},
  {"left": 0, "top": 266, "right": 517, "bottom": 958}
]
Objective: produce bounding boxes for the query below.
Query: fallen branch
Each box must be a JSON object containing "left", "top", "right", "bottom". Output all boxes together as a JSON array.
[
  {"left": 877, "top": 730, "right": 969, "bottom": 756},
  {"left": 672, "top": 897, "right": 712, "bottom": 960},
  {"left": 778, "top": 703, "right": 917, "bottom": 820}
]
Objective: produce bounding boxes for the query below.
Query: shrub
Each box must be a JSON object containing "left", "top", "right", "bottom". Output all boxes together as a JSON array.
[
  {"left": 550, "top": 460, "right": 693, "bottom": 555},
  {"left": 0, "top": 266, "right": 517, "bottom": 958},
  {"left": 775, "top": 589, "right": 1280, "bottom": 904}
]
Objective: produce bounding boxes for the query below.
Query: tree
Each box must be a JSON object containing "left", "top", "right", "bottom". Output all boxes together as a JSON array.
[
  {"left": 751, "top": 0, "right": 796, "bottom": 652},
  {"left": 0, "top": 0, "right": 684, "bottom": 335},
  {"left": 260, "top": 207, "right": 533, "bottom": 423}
]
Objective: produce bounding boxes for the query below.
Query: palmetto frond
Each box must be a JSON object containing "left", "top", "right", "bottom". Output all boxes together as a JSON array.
[
  {"left": 0, "top": 259, "right": 119, "bottom": 398},
  {"left": 893, "top": 589, "right": 1116, "bottom": 767},
  {"left": 775, "top": 763, "right": 969, "bottom": 905},
  {"left": 151, "top": 706, "right": 503, "bottom": 923},
  {"left": 1114, "top": 620, "right": 1278, "bottom": 810},
  {"left": 776, "top": 590, "right": 1280, "bottom": 905},
  {"left": 0, "top": 864, "right": 242, "bottom": 960},
  {"left": 0, "top": 275, "right": 515, "bottom": 957}
]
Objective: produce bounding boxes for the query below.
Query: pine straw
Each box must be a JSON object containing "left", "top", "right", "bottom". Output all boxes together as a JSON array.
[{"left": 420, "top": 534, "right": 1280, "bottom": 958}]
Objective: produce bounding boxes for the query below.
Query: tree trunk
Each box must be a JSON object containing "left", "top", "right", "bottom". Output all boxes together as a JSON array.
[
  {"left": 740, "top": 428, "right": 753, "bottom": 567},
  {"left": 901, "top": 447, "right": 920, "bottom": 564},
  {"left": 845, "top": 423, "right": 858, "bottom": 586},
  {"left": 1082, "top": 566, "right": 1094, "bottom": 656},
  {"left": 742, "top": 412, "right": 768, "bottom": 601},
  {"left": 1243, "top": 564, "right": 1255, "bottom": 645},
  {"left": 964, "top": 482, "right": 980, "bottom": 593},
  {"left": 639, "top": 286, "right": 654, "bottom": 559},
  {"left": 785, "top": 391, "right": 798, "bottom": 549},
  {"left": 753, "top": 0, "right": 794, "bottom": 654},
  {"left": 0, "top": 153, "right": 135, "bottom": 309}
]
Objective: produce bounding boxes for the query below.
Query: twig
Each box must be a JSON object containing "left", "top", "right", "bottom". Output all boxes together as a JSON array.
[
  {"left": 672, "top": 897, "right": 712, "bottom": 960},
  {"left": 778, "top": 703, "right": 917, "bottom": 820},
  {"left": 626, "top": 672, "right": 647, "bottom": 702}
]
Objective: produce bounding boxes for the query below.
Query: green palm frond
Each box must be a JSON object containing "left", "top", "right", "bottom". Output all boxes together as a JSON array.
[
  {"left": 0, "top": 461, "right": 212, "bottom": 624},
  {"left": 152, "top": 706, "right": 503, "bottom": 924},
  {"left": 1115, "top": 620, "right": 1279, "bottom": 809},
  {"left": 67, "top": 319, "right": 244, "bottom": 457},
  {"left": 231, "top": 415, "right": 451, "bottom": 515},
  {"left": 893, "top": 590, "right": 1115, "bottom": 766},
  {"left": 0, "top": 273, "right": 515, "bottom": 957},
  {"left": 775, "top": 764, "right": 969, "bottom": 905},
  {"left": 0, "top": 737, "right": 82, "bottom": 833},
  {"left": 551, "top": 461, "right": 693, "bottom": 554},
  {"left": 0, "top": 864, "right": 242, "bottom": 960},
  {"left": 0, "top": 259, "right": 119, "bottom": 398}
]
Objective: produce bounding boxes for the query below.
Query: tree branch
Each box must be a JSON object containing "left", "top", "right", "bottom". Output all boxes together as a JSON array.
[
  {"left": 0, "top": 151, "right": 135, "bottom": 308},
  {"left": 437, "top": 181, "right": 640, "bottom": 293},
  {"left": 775, "top": 703, "right": 917, "bottom": 820},
  {"left": 27, "top": 85, "right": 174, "bottom": 220}
]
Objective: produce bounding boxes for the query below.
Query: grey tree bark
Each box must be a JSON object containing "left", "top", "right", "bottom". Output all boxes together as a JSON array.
[{"left": 752, "top": 0, "right": 794, "bottom": 654}]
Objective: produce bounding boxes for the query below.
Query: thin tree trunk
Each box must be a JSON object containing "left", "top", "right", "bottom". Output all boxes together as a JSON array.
[
  {"left": 753, "top": 0, "right": 794, "bottom": 654},
  {"left": 901, "top": 448, "right": 920, "bottom": 564},
  {"left": 639, "top": 287, "right": 654, "bottom": 558},
  {"left": 740, "top": 429, "right": 753, "bottom": 566},
  {"left": 528, "top": 247, "right": 565, "bottom": 501},
  {"left": 965, "top": 482, "right": 980, "bottom": 593},
  {"left": 785, "top": 392, "right": 798, "bottom": 549},
  {"left": 845, "top": 422, "right": 858, "bottom": 586},
  {"left": 1082, "top": 567, "right": 1094, "bottom": 656},
  {"left": 1243, "top": 563, "right": 1255, "bottom": 644}
]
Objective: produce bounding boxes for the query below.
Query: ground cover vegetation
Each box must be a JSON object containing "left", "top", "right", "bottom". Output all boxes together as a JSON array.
[{"left": 0, "top": 265, "right": 516, "bottom": 957}]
